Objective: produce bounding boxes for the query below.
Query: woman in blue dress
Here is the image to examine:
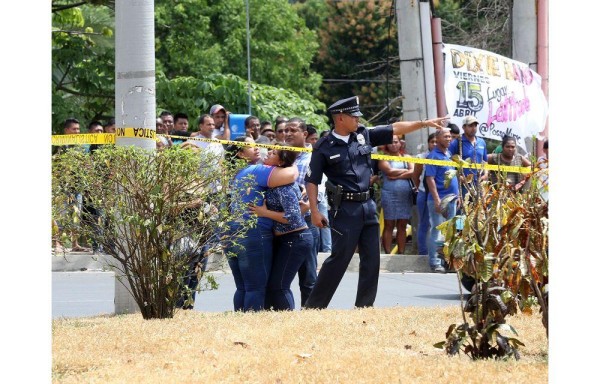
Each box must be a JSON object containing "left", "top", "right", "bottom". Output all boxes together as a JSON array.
[
  {"left": 249, "top": 149, "right": 313, "bottom": 310},
  {"left": 378, "top": 135, "right": 414, "bottom": 254},
  {"left": 224, "top": 137, "right": 298, "bottom": 312}
]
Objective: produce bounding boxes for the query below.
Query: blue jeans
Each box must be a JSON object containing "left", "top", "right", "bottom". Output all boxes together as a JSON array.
[
  {"left": 416, "top": 190, "right": 430, "bottom": 255},
  {"left": 266, "top": 228, "right": 313, "bottom": 310},
  {"left": 317, "top": 200, "right": 332, "bottom": 252},
  {"left": 297, "top": 218, "right": 320, "bottom": 306},
  {"left": 227, "top": 226, "right": 273, "bottom": 311},
  {"left": 427, "top": 199, "right": 456, "bottom": 268}
]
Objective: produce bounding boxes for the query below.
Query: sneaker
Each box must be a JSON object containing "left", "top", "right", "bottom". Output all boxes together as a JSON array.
[{"left": 431, "top": 265, "right": 446, "bottom": 273}]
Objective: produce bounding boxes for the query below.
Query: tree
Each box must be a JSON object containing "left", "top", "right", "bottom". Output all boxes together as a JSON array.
[
  {"left": 52, "top": 1, "right": 115, "bottom": 133},
  {"left": 52, "top": 0, "right": 324, "bottom": 132},
  {"left": 155, "top": 73, "right": 329, "bottom": 131},
  {"left": 305, "top": 0, "right": 402, "bottom": 123},
  {"left": 52, "top": 145, "right": 252, "bottom": 319},
  {"left": 154, "top": 0, "right": 321, "bottom": 98},
  {"left": 434, "top": 0, "right": 512, "bottom": 57}
]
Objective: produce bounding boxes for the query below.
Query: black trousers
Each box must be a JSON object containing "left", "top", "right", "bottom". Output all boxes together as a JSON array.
[{"left": 304, "top": 199, "right": 380, "bottom": 309}]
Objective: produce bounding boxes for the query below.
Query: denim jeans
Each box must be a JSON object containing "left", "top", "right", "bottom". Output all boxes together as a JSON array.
[
  {"left": 297, "top": 218, "right": 320, "bottom": 306},
  {"left": 416, "top": 190, "right": 430, "bottom": 255},
  {"left": 427, "top": 199, "right": 456, "bottom": 268},
  {"left": 266, "top": 228, "right": 313, "bottom": 310},
  {"left": 227, "top": 226, "right": 273, "bottom": 311},
  {"left": 176, "top": 244, "right": 209, "bottom": 310},
  {"left": 317, "top": 200, "right": 332, "bottom": 252}
]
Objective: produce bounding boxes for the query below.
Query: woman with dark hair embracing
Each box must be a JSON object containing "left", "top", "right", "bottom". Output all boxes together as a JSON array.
[
  {"left": 249, "top": 149, "right": 313, "bottom": 310},
  {"left": 224, "top": 137, "right": 298, "bottom": 312}
]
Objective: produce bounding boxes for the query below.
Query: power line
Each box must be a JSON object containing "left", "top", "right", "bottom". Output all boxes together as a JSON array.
[{"left": 322, "top": 79, "right": 401, "bottom": 83}]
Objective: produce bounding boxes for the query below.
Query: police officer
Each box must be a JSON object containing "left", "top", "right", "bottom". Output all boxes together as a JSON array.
[{"left": 303, "top": 96, "right": 448, "bottom": 309}]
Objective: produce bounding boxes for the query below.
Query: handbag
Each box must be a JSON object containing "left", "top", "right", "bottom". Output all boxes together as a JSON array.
[
  {"left": 407, "top": 178, "right": 418, "bottom": 205},
  {"left": 405, "top": 161, "right": 418, "bottom": 205}
]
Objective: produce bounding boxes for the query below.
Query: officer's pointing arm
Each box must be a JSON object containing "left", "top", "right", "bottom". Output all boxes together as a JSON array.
[{"left": 391, "top": 116, "right": 448, "bottom": 136}]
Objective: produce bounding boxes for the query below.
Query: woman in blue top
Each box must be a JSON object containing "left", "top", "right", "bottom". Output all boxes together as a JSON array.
[
  {"left": 250, "top": 149, "right": 313, "bottom": 310},
  {"left": 224, "top": 137, "right": 298, "bottom": 312}
]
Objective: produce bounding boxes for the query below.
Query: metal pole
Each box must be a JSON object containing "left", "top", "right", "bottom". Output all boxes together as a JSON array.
[
  {"left": 245, "top": 0, "right": 252, "bottom": 115},
  {"left": 419, "top": 2, "right": 438, "bottom": 119},
  {"left": 431, "top": 17, "right": 446, "bottom": 117}
]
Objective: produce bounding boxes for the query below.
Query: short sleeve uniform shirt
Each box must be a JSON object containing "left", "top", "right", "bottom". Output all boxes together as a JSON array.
[{"left": 305, "top": 125, "right": 393, "bottom": 192}]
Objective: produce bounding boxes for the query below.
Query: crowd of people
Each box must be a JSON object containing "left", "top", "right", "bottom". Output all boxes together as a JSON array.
[{"left": 53, "top": 97, "right": 547, "bottom": 311}]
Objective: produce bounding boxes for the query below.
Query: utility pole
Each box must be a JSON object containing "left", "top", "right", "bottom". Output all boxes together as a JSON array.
[
  {"left": 115, "top": 0, "right": 156, "bottom": 150},
  {"left": 512, "top": 0, "right": 538, "bottom": 155},
  {"left": 112, "top": 0, "right": 158, "bottom": 315},
  {"left": 395, "top": 0, "right": 437, "bottom": 155}
]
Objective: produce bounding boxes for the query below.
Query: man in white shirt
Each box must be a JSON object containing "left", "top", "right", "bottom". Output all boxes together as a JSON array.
[{"left": 186, "top": 114, "right": 224, "bottom": 157}]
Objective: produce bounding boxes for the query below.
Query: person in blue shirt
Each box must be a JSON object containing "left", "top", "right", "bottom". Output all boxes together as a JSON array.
[
  {"left": 224, "top": 137, "right": 299, "bottom": 312},
  {"left": 448, "top": 115, "right": 488, "bottom": 201},
  {"left": 250, "top": 149, "right": 313, "bottom": 310},
  {"left": 282, "top": 117, "right": 320, "bottom": 307},
  {"left": 425, "top": 128, "right": 459, "bottom": 273}
]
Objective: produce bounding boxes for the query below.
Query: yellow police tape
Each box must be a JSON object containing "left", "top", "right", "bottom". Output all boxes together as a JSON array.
[{"left": 51, "top": 132, "right": 533, "bottom": 174}]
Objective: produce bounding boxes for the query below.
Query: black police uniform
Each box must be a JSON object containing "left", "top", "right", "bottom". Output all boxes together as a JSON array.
[{"left": 304, "top": 96, "right": 393, "bottom": 309}]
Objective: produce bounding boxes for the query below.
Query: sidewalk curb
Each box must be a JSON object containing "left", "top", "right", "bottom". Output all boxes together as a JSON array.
[{"left": 52, "top": 251, "right": 432, "bottom": 273}]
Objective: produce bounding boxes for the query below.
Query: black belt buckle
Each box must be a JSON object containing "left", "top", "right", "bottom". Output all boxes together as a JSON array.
[{"left": 342, "top": 190, "right": 370, "bottom": 202}]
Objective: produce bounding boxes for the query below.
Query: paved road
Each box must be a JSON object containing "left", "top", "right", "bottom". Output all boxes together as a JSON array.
[{"left": 52, "top": 271, "right": 467, "bottom": 319}]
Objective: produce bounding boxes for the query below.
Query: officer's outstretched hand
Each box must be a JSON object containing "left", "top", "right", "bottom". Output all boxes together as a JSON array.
[
  {"left": 311, "top": 210, "right": 327, "bottom": 228},
  {"left": 425, "top": 116, "right": 450, "bottom": 130}
]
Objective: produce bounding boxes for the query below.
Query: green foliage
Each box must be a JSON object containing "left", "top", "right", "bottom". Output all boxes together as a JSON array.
[
  {"left": 292, "top": 0, "right": 329, "bottom": 31},
  {"left": 52, "top": 2, "right": 115, "bottom": 133},
  {"left": 52, "top": 0, "right": 324, "bottom": 133},
  {"left": 434, "top": 0, "right": 512, "bottom": 57},
  {"left": 52, "top": 145, "right": 252, "bottom": 319},
  {"left": 155, "top": 0, "right": 321, "bottom": 97},
  {"left": 434, "top": 156, "right": 548, "bottom": 360},
  {"left": 156, "top": 73, "right": 329, "bottom": 131},
  {"left": 310, "top": 0, "right": 401, "bottom": 123}
]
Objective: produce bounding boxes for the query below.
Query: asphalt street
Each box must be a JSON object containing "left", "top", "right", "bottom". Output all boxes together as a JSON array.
[{"left": 52, "top": 271, "right": 467, "bottom": 319}]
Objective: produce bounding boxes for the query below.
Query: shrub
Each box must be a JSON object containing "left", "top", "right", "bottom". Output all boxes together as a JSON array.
[
  {"left": 52, "top": 145, "right": 253, "bottom": 319},
  {"left": 434, "top": 155, "right": 548, "bottom": 360}
]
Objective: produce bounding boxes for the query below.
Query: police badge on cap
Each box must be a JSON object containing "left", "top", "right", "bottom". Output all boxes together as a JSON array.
[{"left": 327, "top": 96, "right": 363, "bottom": 117}]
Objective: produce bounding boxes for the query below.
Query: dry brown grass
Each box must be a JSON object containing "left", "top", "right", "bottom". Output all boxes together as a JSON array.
[{"left": 53, "top": 306, "right": 547, "bottom": 383}]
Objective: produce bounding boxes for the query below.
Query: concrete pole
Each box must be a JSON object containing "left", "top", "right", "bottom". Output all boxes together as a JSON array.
[
  {"left": 512, "top": 0, "right": 537, "bottom": 71},
  {"left": 431, "top": 17, "right": 446, "bottom": 117},
  {"left": 512, "top": 0, "right": 545, "bottom": 156},
  {"left": 536, "top": 0, "right": 549, "bottom": 156},
  {"left": 112, "top": 0, "right": 158, "bottom": 315},
  {"left": 419, "top": 2, "right": 438, "bottom": 121},
  {"left": 396, "top": 0, "right": 435, "bottom": 156},
  {"left": 115, "top": 0, "right": 156, "bottom": 150}
]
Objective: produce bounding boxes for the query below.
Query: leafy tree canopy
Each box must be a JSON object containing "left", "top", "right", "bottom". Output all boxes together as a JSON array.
[
  {"left": 300, "top": 0, "right": 402, "bottom": 124},
  {"left": 434, "top": 0, "right": 512, "bottom": 57},
  {"left": 52, "top": 0, "right": 324, "bottom": 133},
  {"left": 52, "top": 1, "right": 115, "bottom": 132},
  {"left": 156, "top": 73, "right": 328, "bottom": 131}
]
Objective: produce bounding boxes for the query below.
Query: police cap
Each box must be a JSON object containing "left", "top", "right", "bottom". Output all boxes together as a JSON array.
[{"left": 327, "top": 96, "right": 363, "bottom": 117}]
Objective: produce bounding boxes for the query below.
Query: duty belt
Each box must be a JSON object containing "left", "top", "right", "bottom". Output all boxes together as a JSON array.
[{"left": 341, "top": 190, "right": 372, "bottom": 202}]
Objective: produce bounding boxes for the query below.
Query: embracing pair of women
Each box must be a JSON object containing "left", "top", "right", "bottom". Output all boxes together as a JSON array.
[{"left": 225, "top": 136, "right": 313, "bottom": 312}]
